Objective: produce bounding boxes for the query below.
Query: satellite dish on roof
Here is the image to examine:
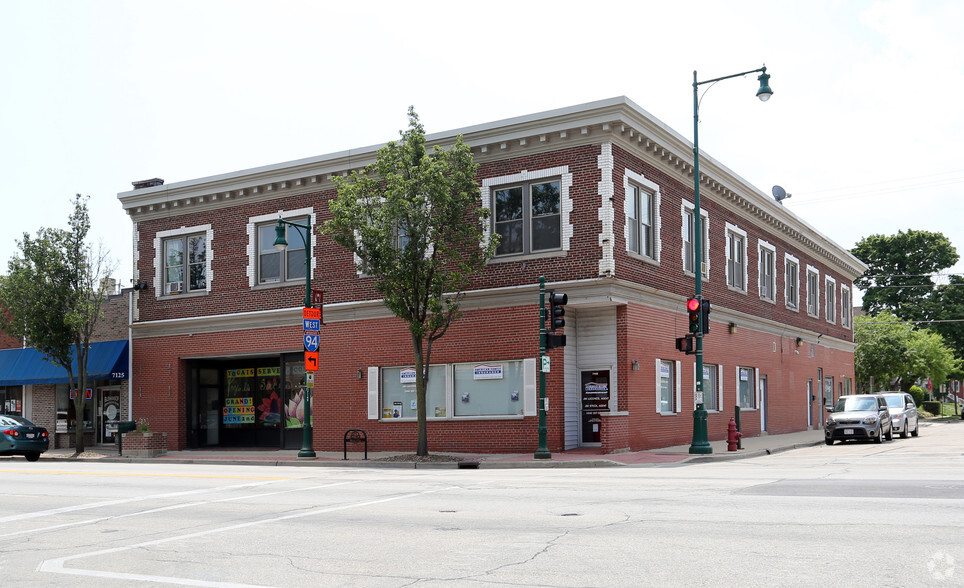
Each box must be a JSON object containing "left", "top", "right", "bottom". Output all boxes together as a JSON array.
[{"left": 772, "top": 185, "right": 791, "bottom": 204}]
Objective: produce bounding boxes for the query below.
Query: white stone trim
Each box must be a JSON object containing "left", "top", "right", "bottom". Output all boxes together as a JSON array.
[
  {"left": 481, "top": 166, "right": 573, "bottom": 256},
  {"left": 623, "top": 166, "right": 661, "bottom": 266},
  {"left": 153, "top": 224, "right": 213, "bottom": 296}
]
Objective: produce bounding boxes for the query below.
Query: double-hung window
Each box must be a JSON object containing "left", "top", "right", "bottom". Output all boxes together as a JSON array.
[
  {"left": 726, "top": 224, "right": 747, "bottom": 291},
  {"left": 785, "top": 254, "right": 800, "bottom": 310},
  {"left": 841, "top": 285, "right": 852, "bottom": 328},
  {"left": 627, "top": 183, "right": 654, "bottom": 258},
  {"left": 825, "top": 276, "right": 837, "bottom": 323},
  {"left": 493, "top": 179, "right": 561, "bottom": 256},
  {"left": 657, "top": 359, "right": 678, "bottom": 414},
  {"left": 258, "top": 217, "right": 308, "bottom": 284},
  {"left": 806, "top": 267, "right": 820, "bottom": 317},
  {"left": 738, "top": 367, "right": 756, "bottom": 409},
  {"left": 683, "top": 205, "right": 708, "bottom": 277},
  {"left": 156, "top": 224, "right": 211, "bottom": 296},
  {"left": 701, "top": 363, "right": 720, "bottom": 411},
  {"left": 758, "top": 241, "right": 776, "bottom": 302}
]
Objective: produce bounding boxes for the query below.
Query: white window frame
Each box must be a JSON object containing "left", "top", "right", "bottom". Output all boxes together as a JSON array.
[
  {"left": 367, "top": 359, "right": 537, "bottom": 421},
  {"left": 481, "top": 167, "right": 573, "bottom": 260},
  {"left": 841, "top": 285, "right": 852, "bottom": 329},
  {"left": 154, "top": 224, "right": 213, "bottom": 297},
  {"left": 825, "top": 275, "right": 837, "bottom": 324},
  {"left": 695, "top": 363, "right": 724, "bottom": 412},
  {"left": 758, "top": 240, "right": 776, "bottom": 302},
  {"left": 682, "top": 202, "right": 709, "bottom": 278},
  {"left": 806, "top": 266, "right": 820, "bottom": 318},
  {"left": 656, "top": 359, "right": 681, "bottom": 415},
  {"left": 624, "top": 170, "right": 660, "bottom": 263},
  {"left": 737, "top": 366, "right": 757, "bottom": 410},
  {"left": 784, "top": 253, "right": 800, "bottom": 311},
  {"left": 246, "top": 208, "right": 315, "bottom": 288},
  {"left": 725, "top": 223, "right": 748, "bottom": 292}
]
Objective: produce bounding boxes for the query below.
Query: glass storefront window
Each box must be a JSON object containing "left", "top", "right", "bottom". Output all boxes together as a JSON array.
[
  {"left": 255, "top": 367, "right": 282, "bottom": 428},
  {"left": 55, "top": 384, "right": 93, "bottom": 432},
  {"left": 224, "top": 368, "right": 256, "bottom": 428},
  {"left": 284, "top": 363, "right": 307, "bottom": 429},
  {"left": 0, "top": 386, "right": 23, "bottom": 416},
  {"left": 381, "top": 365, "right": 446, "bottom": 419},
  {"left": 702, "top": 364, "right": 718, "bottom": 411},
  {"left": 454, "top": 360, "right": 524, "bottom": 417}
]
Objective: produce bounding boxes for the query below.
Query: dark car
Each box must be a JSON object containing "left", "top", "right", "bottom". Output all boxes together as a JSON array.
[
  {"left": 0, "top": 415, "right": 50, "bottom": 461},
  {"left": 880, "top": 392, "right": 920, "bottom": 439},
  {"left": 825, "top": 394, "right": 893, "bottom": 445}
]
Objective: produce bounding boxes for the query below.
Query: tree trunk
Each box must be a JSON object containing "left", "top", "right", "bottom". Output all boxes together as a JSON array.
[{"left": 413, "top": 335, "right": 428, "bottom": 456}]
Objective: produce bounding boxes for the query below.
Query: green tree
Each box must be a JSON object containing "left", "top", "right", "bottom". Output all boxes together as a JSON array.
[
  {"left": 854, "top": 311, "right": 912, "bottom": 391},
  {"left": 928, "top": 274, "right": 964, "bottom": 358},
  {"left": 905, "top": 328, "right": 960, "bottom": 393},
  {"left": 0, "top": 195, "right": 114, "bottom": 454},
  {"left": 325, "top": 108, "right": 497, "bottom": 456},
  {"left": 852, "top": 229, "right": 959, "bottom": 322}
]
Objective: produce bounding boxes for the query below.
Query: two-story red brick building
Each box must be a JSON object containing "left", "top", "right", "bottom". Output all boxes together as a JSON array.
[{"left": 118, "top": 97, "right": 865, "bottom": 454}]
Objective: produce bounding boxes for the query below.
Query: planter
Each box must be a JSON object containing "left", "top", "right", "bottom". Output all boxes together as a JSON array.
[{"left": 121, "top": 431, "right": 168, "bottom": 457}]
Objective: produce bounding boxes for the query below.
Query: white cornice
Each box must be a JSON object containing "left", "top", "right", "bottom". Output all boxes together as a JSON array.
[{"left": 118, "top": 96, "right": 866, "bottom": 279}]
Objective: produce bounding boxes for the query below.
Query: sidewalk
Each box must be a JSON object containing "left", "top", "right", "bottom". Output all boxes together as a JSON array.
[{"left": 39, "top": 427, "right": 828, "bottom": 468}]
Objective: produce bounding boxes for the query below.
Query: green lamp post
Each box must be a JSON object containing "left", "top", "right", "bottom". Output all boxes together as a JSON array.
[
  {"left": 689, "top": 65, "right": 772, "bottom": 455},
  {"left": 274, "top": 217, "right": 316, "bottom": 458}
]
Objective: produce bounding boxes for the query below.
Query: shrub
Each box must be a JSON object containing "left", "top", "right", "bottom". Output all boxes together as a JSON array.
[{"left": 909, "top": 385, "right": 925, "bottom": 407}]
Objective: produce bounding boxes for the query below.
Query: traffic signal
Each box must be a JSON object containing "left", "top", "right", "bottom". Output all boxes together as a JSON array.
[
  {"left": 687, "top": 296, "right": 702, "bottom": 334},
  {"left": 675, "top": 334, "right": 695, "bottom": 354},
  {"left": 548, "top": 290, "right": 567, "bottom": 331},
  {"left": 701, "top": 299, "right": 711, "bottom": 334}
]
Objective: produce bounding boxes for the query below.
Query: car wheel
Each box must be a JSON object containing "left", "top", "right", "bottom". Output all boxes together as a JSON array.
[
  {"left": 875, "top": 427, "right": 883, "bottom": 444},
  {"left": 825, "top": 439, "right": 834, "bottom": 446},
  {"left": 900, "top": 422, "right": 909, "bottom": 439},
  {"left": 911, "top": 421, "right": 920, "bottom": 437},
  {"left": 885, "top": 425, "right": 893, "bottom": 441},
  {"left": 24, "top": 452, "right": 41, "bottom": 462}
]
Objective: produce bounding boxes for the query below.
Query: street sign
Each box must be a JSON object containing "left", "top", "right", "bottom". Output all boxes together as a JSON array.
[
  {"left": 303, "top": 307, "right": 320, "bottom": 321},
  {"left": 305, "top": 373, "right": 315, "bottom": 388},
  {"left": 304, "top": 351, "right": 319, "bottom": 372},
  {"left": 304, "top": 333, "right": 319, "bottom": 352},
  {"left": 312, "top": 289, "right": 324, "bottom": 306},
  {"left": 541, "top": 356, "right": 551, "bottom": 373},
  {"left": 303, "top": 318, "right": 321, "bottom": 331}
]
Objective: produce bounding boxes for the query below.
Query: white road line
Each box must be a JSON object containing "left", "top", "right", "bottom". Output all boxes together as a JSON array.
[
  {"left": 39, "top": 485, "right": 458, "bottom": 587},
  {"left": 0, "top": 480, "right": 282, "bottom": 525},
  {"left": 0, "top": 481, "right": 359, "bottom": 539}
]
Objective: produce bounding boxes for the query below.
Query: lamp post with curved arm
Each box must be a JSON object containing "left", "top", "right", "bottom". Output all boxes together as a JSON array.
[{"left": 689, "top": 65, "right": 772, "bottom": 455}]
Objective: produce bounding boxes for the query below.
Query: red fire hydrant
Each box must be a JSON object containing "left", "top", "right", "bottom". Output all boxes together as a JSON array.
[{"left": 727, "top": 418, "right": 742, "bottom": 452}]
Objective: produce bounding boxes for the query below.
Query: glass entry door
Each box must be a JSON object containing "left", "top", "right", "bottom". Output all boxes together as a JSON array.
[
  {"left": 580, "top": 370, "right": 610, "bottom": 444},
  {"left": 99, "top": 388, "right": 121, "bottom": 444}
]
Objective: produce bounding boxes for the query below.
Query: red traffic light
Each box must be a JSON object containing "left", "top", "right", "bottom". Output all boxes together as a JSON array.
[{"left": 686, "top": 298, "right": 701, "bottom": 312}]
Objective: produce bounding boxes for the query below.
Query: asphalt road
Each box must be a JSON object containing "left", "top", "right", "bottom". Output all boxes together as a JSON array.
[{"left": 1, "top": 421, "right": 962, "bottom": 587}]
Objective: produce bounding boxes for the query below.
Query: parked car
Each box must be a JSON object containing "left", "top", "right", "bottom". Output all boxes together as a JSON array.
[
  {"left": 825, "top": 394, "right": 893, "bottom": 445},
  {"left": 0, "top": 415, "right": 50, "bottom": 461},
  {"left": 879, "top": 392, "right": 920, "bottom": 439}
]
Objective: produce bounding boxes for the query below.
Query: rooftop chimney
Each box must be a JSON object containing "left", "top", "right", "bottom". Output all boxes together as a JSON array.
[{"left": 132, "top": 178, "right": 164, "bottom": 189}]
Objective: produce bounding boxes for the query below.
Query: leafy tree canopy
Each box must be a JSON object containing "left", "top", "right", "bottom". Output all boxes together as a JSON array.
[
  {"left": 325, "top": 108, "right": 497, "bottom": 455},
  {"left": 852, "top": 229, "right": 958, "bottom": 322},
  {"left": 0, "top": 195, "right": 114, "bottom": 454}
]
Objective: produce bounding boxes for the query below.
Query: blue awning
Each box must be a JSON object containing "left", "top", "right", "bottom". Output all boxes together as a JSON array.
[{"left": 0, "top": 340, "right": 128, "bottom": 386}]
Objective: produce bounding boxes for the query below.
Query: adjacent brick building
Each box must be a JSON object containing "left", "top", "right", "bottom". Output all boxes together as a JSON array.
[{"left": 118, "top": 97, "right": 866, "bottom": 454}]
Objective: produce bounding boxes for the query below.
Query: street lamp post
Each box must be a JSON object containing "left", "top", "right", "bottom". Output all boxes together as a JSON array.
[
  {"left": 689, "top": 65, "right": 772, "bottom": 455},
  {"left": 274, "top": 218, "right": 316, "bottom": 458}
]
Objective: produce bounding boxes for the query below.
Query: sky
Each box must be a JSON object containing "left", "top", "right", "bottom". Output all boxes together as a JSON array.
[{"left": 2, "top": 0, "right": 963, "bottom": 302}]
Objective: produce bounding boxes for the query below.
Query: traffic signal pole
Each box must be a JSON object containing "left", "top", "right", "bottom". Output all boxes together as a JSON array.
[{"left": 535, "top": 276, "right": 551, "bottom": 459}]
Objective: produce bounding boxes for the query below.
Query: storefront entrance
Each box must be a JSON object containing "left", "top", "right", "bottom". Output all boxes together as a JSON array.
[
  {"left": 186, "top": 354, "right": 307, "bottom": 449},
  {"left": 98, "top": 387, "right": 121, "bottom": 444},
  {"left": 580, "top": 370, "right": 610, "bottom": 445}
]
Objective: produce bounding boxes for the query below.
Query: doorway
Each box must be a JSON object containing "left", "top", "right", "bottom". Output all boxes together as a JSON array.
[
  {"left": 760, "top": 375, "right": 768, "bottom": 432},
  {"left": 98, "top": 387, "right": 121, "bottom": 445},
  {"left": 580, "top": 370, "right": 610, "bottom": 445},
  {"left": 807, "top": 378, "right": 814, "bottom": 428}
]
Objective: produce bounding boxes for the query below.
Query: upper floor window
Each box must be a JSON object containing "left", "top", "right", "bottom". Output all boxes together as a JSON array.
[
  {"left": 841, "top": 285, "right": 852, "bottom": 328},
  {"left": 806, "top": 266, "right": 820, "bottom": 317},
  {"left": 825, "top": 276, "right": 837, "bottom": 323},
  {"left": 758, "top": 241, "right": 776, "bottom": 302},
  {"left": 493, "top": 179, "right": 560, "bottom": 256},
  {"left": 258, "top": 218, "right": 308, "bottom": 284},
  {"left": 624, "top": 171, "right": 660, "bottom": 262},
  {"left": 155, "top": 224, "right": 212, "bottom": 297},
  {"left": 725, "top": 223, "right": 747, "bottom": 291},
  {"left": 785, "top": 254, "right": 800, "bottom": 310},
  {"left": 682, "top": 204, "right": 708, "bottom": 278},
  {"left": 247, "top": 209, "right": 314, "bottom": 288}
]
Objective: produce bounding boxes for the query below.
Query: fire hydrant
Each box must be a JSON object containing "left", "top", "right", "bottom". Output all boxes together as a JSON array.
[{"left": 727, "top": 417, "right": 742, "bottom": 452}]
